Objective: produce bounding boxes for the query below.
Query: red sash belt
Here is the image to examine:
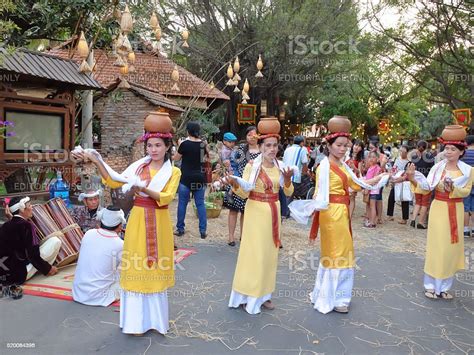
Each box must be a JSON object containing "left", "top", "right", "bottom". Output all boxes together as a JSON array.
[
  {"left": 249, "top": 169, "right": 281, "bottom": 248},
  {"left": 310, "top": 194, "right": 351, "bottom": 240},
  {"left": 134, "top": 196, "right": 168, "bottom": 209},
  {"left": 434, "top": 191, "right": 462, "bottom": 244},
  {"left": 249, "top": 191, "right": 279, "bottom": 203}
]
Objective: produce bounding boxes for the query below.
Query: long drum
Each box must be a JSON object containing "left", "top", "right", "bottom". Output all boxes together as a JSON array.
[
  {"left": 45, "top": 198, "right": 84, "bottom": 266},
  {"left": 31, "top": 200, "right": 81, "bottom": 267}
]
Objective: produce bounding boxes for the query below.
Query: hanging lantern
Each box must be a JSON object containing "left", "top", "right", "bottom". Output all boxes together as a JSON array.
[
  {"left": 154, "top": 27, "right": 162, "bottom": 41},
  {"left": 232, "top": 56, "right": 241, "bottom": 82},
  {"left": 76, "top": 31, "right": 89, "bottom": 58},
  {"left": 113, "top": 55, "right": 126, "bottom": 67},
  {"left": 242, "top": 91, "right": 250, "bottom": 101},
  {"left": 120, "top": 64, "right": 129, "bottom": 75},
  {"left": 255, "top": 54, "right": 264, "bottom": 78},
  {"left": 233, "top": 56, "right": 240, "bottom": 73},
  {"left": 120, "top": 4, "right": 133, "bottom": 34},
  {"left": 122, "top": 34, "right": 132, "bottom": 52},
  {"left": 233, "top": 86, "right": 240, "bottom": 93},
  {"left": 243, "top": 78, "right": 250, "bottom": 93},
  {"left": 226, "top": 63, "right": 235, "bottom": 86},
  {"left": 150, "top": 12, "right": 159, "bottom": 30},
  {"left": 79, "top": 60, "right": 92, "bottom": 73},
  {"left": 181, "top": 29, "right": 190, "bottom": 48},
  {"left": 209, "top": 80, "right": 215, "bottom": 89},
  {"left": 118, "top": 78, "right": 131, "bottom": 89},
  {"left": 128, "top": 64, "right": 136, "bottom": 73},
  {"left": 171, "top": 65, "right": 180, "bottom": 91},
  {"left": 128, "top": 51, "right": 135, "bottom": 64}
]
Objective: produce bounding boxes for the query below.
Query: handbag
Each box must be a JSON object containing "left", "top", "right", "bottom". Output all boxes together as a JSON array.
[
  {"left": 362, "top": 190, "right": 369, "bottom": 204},
  {"left": 394, "top": 181, "right": 413, "bottom": 202}
]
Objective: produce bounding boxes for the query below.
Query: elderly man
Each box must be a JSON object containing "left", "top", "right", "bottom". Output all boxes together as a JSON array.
[
  {"left": 0, "top": 196, "right": 61, "bottom": 299},
  {"left": 72, "top": 206, "right": 124, "bottom": 306},
  {"left": 71, "top": 189, "right": 102, "bottom": 232}
]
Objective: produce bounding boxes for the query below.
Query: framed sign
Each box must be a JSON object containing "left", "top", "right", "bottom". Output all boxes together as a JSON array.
[
  {"left": 453, "top": 108, "right": 471, "bottom": 127},
  {"left": 237, "top": 104, "right": 256, "bottom": 125}
]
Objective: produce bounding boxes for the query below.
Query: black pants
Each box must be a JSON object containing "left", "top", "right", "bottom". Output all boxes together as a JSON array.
[
  {"left": 387, "top": 187, "right": 409, "bottom": 220},
  {"left": 279, "top": 187, "right": 289, "bottom": 217}
]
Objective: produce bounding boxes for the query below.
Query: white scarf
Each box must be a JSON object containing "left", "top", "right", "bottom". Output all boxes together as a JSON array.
[
  {"left": 232, "top": 154, "right": 299, "bottom": 192},
  {"left": 288, "top": 157, "right": 390, "bottom": 224},
  {"left": 414, "top": 159, "right": 471, "bottom": 191},
  {"left": 73, "top": 146, "right": 172, "bottom": 195}
]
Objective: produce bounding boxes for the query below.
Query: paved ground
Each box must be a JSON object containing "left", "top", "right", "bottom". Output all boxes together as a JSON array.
[{"left": 1, "top": 195, "right": 473, "bottom": 354}]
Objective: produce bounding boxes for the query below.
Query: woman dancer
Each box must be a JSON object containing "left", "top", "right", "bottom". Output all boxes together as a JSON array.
[
  {"left": 73, "top": 112, "right": 180, "bottom": 335},
  {"left": 406, "top": 125, "right": 473, "bottom": 299},
  {"left": 289, "top": 116, "right": 388, "bottom": 314},
  {"left": 225, "top": 117, "right": 294, "bottom": 314}
]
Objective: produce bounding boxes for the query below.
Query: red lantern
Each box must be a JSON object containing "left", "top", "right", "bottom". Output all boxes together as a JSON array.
[{"left": 378, "top": 119, "right": 389, "bottom": 134}]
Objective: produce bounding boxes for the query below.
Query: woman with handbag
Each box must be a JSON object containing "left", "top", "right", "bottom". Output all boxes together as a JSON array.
[
  {"left": 386, "top": 145, "right": 411, "bottom": 224},
  {"left": 173, "top": 121, "right": 208, "bottom": 239}
]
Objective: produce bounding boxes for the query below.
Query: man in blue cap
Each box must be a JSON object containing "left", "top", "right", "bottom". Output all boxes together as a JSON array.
[{"left": 221, "top": 132, "right": 238, "bottom": 175}]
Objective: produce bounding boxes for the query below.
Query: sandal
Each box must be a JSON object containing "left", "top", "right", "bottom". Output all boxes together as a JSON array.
[
  {"left": 333, "top": 305, "right": 349, "bottom": 313},
  {"left": 262, "top": 300, "right": 275, "bottom": 310},
  {"left": 438, "top": 291, "right": 453, "bottom": 300},
  {"left": 417, "top": 223, "right": 427, "bottom": 230},
  {"left": 398, "top": 220, "right": 407, "bottom": 225},
  {"left": 228, "top": 241, "right": 236, "bottom": 246},
  {"left": 424, "top": 289, "right": 437, "bottom": 299}
]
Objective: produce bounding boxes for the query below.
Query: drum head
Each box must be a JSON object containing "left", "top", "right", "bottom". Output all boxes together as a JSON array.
[{"left": 56, "top": 253, "right": 78, "bottom": 267}]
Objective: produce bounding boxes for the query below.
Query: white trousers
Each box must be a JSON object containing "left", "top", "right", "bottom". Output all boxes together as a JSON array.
[
  {"left": 423, "top": 274, "right": 454, "bottom": 295},
  {"left": 26, "top": 237, "right": 61, "bottom": 280},
  {"left": 228, "top": 290, "right": 272, "bottom": 315},
  {"left": 310, "top": 264, "right": 354, "bottom": 314}
]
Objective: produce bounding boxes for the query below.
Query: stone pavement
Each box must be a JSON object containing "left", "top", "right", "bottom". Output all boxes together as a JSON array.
[{"left": 1, "top": 197, "right": 473, "bottom": 354}]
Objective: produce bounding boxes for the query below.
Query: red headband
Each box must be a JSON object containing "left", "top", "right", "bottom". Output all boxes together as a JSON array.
[
  {"left": 324, "top": 132, "right": 351, "bottom": 141},
  {"left": 139, "top": 132, "right": 173, "bottom": 142},
  {"left": 258, "top": 133, "right": 281, "bottom": 140},
  {"left": 438, "top": 138, "right": 467, "bottom": 147}
]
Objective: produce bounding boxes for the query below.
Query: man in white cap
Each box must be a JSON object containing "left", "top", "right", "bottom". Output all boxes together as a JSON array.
[
  {"left": 71, "top": 188, "right": 102, "bottom": 232},
  {"left": 72, "top": 206, "right": 124, "bottom": 306},
  {"left": 0, "top": 196, "right": 61, "bottom": 299}
]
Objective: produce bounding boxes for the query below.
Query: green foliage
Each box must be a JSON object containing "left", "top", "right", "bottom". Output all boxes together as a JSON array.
[{"left": 415, "top": 107, "right": 453, "bottom": 140}]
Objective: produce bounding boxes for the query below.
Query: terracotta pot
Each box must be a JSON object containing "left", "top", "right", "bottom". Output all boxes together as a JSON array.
[
  {"left": 327, "top": 115, "right": 351, "bottom": 133},
  {"left": 441, "top": 125, "right": 466, "bottom": 141},
  {"left": 144, "top": 111, "right": 173, "bottom": 133},
  {"left": 258, "top": 116, "right": 280, "bottom": 135}
]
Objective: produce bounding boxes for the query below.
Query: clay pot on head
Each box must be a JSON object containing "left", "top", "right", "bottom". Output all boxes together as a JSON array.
[
  {"left": 327, "top": 115, "right": 351, "bottom": 133},
  {"left": 441, "top": 125, "right": 466, "bottom": 141},
  {"left": 258, "top": 116, "right": 281, "bottom": 135},
  {"left": 144, "top": 111, "right": 173, "bottom": 133}
]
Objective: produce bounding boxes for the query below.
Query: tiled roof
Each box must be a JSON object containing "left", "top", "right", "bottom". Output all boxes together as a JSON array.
[
  {"left": 0, "top": 48, "right": 101, "bottom": 89},
  {"left": 48, "top": 48, "right": 229, "bottom": 101},
  {"left": 128, "top": 82, "right": 184, "bottom": 112}
]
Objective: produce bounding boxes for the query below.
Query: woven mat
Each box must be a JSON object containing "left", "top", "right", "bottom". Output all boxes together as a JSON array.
[{"left": 22, "top": 248, "right": 196, "bottom": 305}]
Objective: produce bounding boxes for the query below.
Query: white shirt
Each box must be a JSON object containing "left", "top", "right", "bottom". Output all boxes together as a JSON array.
[
  {"left": 283, "top": 144, "right": 309, "bottom": 183},
  {"left": 72, "top": 228, "right": 123, "bottom": 306}
]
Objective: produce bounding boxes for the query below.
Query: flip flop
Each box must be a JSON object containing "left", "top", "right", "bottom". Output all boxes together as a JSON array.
[
  {"left": 424, "top": 289, "right": 437, "bottom": 299},
  {"left": 438, "top": 291, "right": 453, "bottom": 300}
]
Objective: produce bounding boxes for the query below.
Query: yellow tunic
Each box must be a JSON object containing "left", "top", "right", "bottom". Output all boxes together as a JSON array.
[
  {"left": 231, "top": 164, "right": 293, "bottom": 298},
  {"left": 315, "top": 165, "right": 361, "bottom": 269},
  {"left": 418, "top": 168, "right": 473, "bottom": 279},
  {"left": 103, "top": 166, "right": 181, "bottom": 293}
]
